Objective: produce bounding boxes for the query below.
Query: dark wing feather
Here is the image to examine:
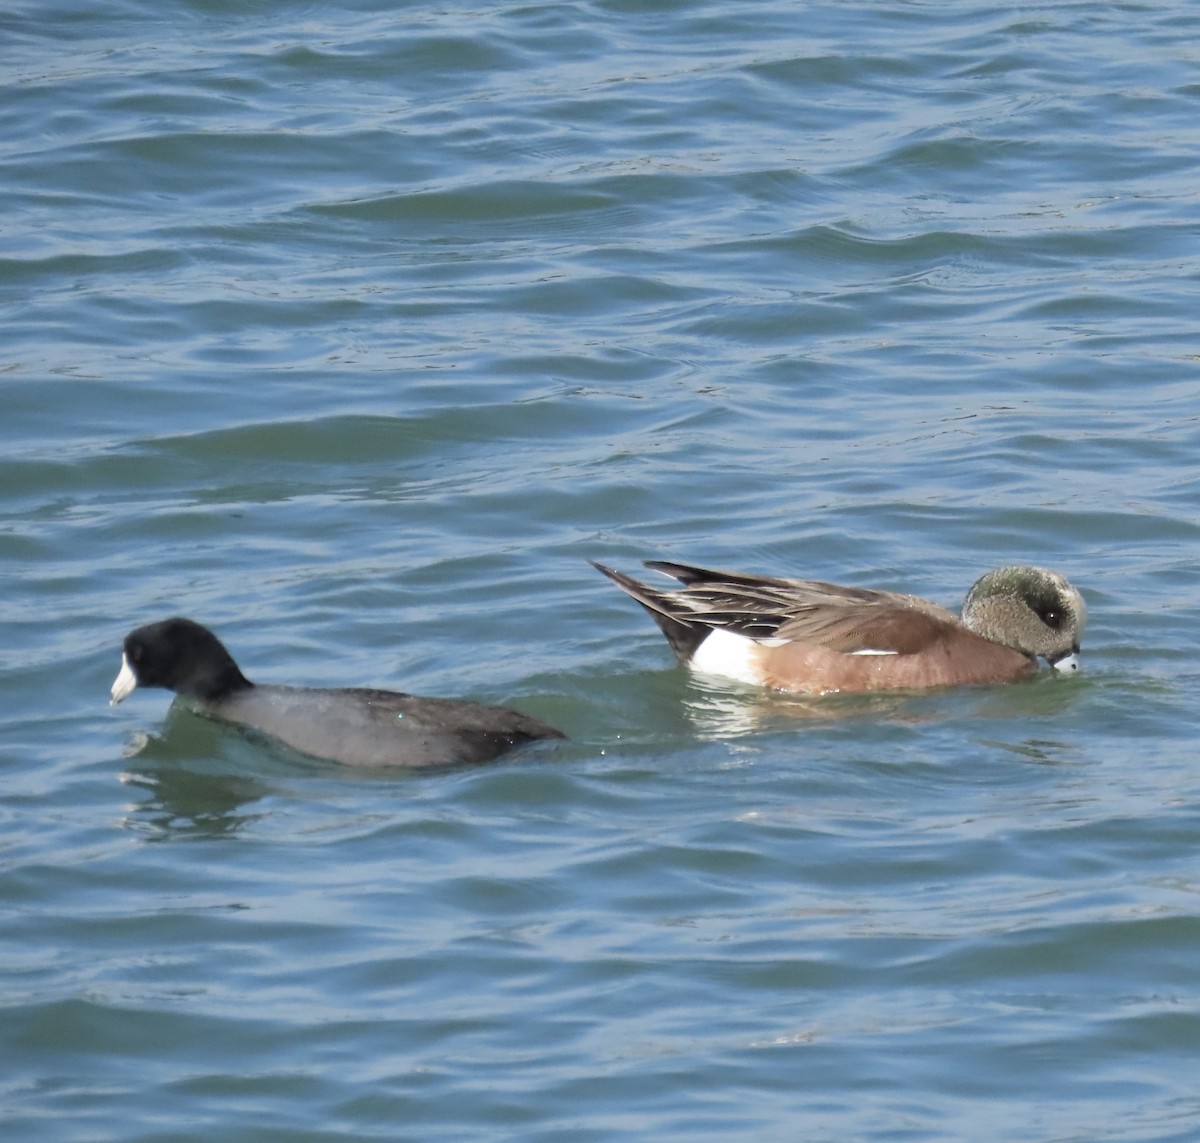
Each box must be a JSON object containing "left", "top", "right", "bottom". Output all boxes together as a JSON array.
[
  {"left": 599, "top": 560, "right": 963, "bottom": 656},
  {"left": 643, "top": 560, "right": 799, "bottom": 590}
]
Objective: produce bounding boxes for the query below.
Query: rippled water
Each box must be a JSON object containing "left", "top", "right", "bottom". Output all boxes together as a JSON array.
[{"left": 3, "top": 1, "right": 1200, "bottom": 1139}]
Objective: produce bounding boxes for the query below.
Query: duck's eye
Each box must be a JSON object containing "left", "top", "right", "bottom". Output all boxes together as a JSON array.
[{"left": 1039, "top": 608, "right": 1062, "bottom": 629}]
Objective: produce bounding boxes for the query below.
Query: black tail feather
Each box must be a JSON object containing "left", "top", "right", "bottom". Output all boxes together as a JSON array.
[{"left": 590, "top": 561, "right": 710, "bottom": 662}]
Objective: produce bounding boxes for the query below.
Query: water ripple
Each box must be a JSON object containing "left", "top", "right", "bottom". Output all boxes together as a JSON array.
[{"left": 3, "top": 0, "right": 1200, "bottom": 1139}]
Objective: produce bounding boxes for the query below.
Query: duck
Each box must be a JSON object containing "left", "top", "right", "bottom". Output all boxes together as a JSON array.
[
  {"left": 592, "top": 560, "right": 1086, "bottom": 695},
  {"left": 110, "top": 617, "right": 565, "bottom": 768}
]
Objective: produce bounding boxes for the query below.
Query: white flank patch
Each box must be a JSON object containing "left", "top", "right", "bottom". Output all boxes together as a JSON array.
[
  {"left": 110, "top": 652, "right": 138, "bottom": 706},
  {"left": 849, "top": 648, "right": 899, "bottom": 656},
  {"left": 689, "top": 628, "right": 765, "bottom": 686}
]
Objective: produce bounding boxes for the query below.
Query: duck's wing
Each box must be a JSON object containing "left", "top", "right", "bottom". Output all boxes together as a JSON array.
[
  {"left": 601, "top": 560, "right": 962, "bottom": 657},
  {"left": 772, "top": 599, "right": 961, "bottom": 655}
]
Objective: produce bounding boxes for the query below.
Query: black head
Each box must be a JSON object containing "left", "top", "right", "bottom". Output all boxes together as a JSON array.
[{"left": 111, "top": 618, "right": 253, "bottom": 704}]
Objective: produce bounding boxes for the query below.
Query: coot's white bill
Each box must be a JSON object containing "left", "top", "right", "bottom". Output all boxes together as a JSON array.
[{"left": 110, "top": 653, "right": 138, "bottom": 705}]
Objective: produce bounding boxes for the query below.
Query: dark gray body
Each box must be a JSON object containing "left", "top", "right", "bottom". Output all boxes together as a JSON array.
[
  {"left": 192, "top": 683, "right": 563, "bottom": 769},
  {"left": 113, "top": 617, "right": 565, "bottom": 768}
]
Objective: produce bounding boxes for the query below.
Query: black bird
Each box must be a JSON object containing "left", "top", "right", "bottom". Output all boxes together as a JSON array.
[{"left": 111, "top": 617, "right": 564, "bottom": 768}]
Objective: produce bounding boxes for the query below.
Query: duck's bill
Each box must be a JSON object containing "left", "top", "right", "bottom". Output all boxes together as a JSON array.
[
  {"left": 1050, "top": 651, "right": 1081, "bottom": 674},
  {"left": 110, "top": 653, "right": 138, "bottom": 705}
]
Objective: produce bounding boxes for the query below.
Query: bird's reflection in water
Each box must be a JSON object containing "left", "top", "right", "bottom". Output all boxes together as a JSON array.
[
  {"left": 681, "top": 674, "right": 915, "bottom": 739},
  {"left": 119, "top": 764, "right": 270, "bottom": 841},
  {"left": 115, "top": 705, "right": 288, "bottom": 841},
  {"left": 680, "top": 671, "right": 1084, "bottom": 769}
]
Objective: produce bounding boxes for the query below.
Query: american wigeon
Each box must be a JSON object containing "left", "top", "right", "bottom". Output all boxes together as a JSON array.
[
  {"left": 111, "top": 618, "right": 564, "bottom": 767},
  {"left": 593, "top": 560, "right": 1086, "bottom": 695}
]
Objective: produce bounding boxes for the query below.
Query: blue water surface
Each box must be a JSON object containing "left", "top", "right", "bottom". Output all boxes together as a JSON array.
[{"left": 3, "top": 0, "right": 1200, "bottom": 1139}]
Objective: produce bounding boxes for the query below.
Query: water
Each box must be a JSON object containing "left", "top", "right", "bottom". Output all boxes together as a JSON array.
[{"left": 3, "top": 0, "right": 1200, "bottom": 1138}]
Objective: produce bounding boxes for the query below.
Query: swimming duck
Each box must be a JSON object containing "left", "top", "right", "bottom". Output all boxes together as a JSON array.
[{"left": 593, "top": 560, "right": 1085, "bottom": 695}]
